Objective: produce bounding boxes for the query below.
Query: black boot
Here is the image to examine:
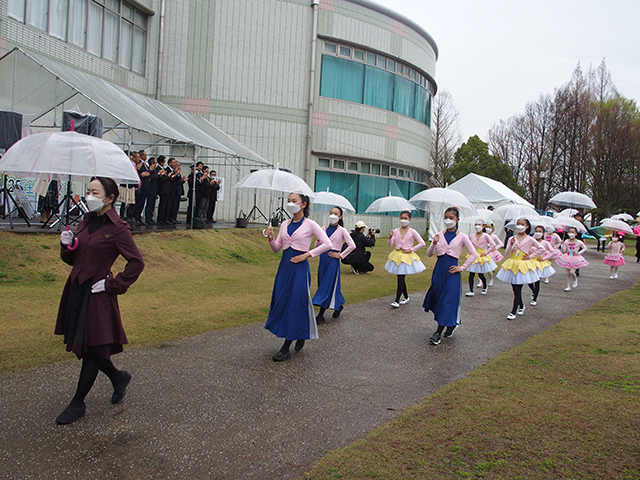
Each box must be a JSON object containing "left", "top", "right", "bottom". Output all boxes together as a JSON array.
[
  {"left": 111, "top": 371, "right": 132, "bottom": 404},
  {"left": 56, "top": 402, "right": 86, "bottom": 425},
  {"left": 295, "top": 339, "right": 305, "bottom": 352}
]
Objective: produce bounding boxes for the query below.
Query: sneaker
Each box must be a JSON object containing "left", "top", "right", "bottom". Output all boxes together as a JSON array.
[
  {"left": 443, "top": 326, "right": 457, "bottom": 338},
  {"left": 477, "top": 281, "right": 483, "bottom": 288},
  {"left": 610, "top": 276, "right": 614, "bottom": 280},
  {"left": 517, "top": 306, "right": 526, "bottom": 315},
  {"left": 572, "top": 279, "right": 578, "bottom": 288},
  {"left": 564, "top": 287, "right": 572, "bottom": 292},
  {"left": 429, "top": 331, "right": 441, "bottom": 345},
  {"left": 488, "top": 281, "right": 494, "bottom": 286},
  {"left": 614, "top": 273, "right": 618, "bottom": 279},
  {"left": 399, "top": 296, "right": 410, "bottom": 305},
  {"left": 544, "top": 278, "right": 549, "bottom": 284},
  {"left": 480, "top": 289, "right": 488, "bottom": 295},
  {"left": 351, "top": 266, "right": 359, "bottom": 275},
  {"left": 391, "top": 301, "right": 400, "bottom": 308},
  {"left": 316, "top": 314, "right": 326, "bottom": 324},
  {"left": 507, "top": 313, "right": 516, "bottom": 320},
  {"left": 465, "top": 291, "right": 475, "bottom": 297},
  {"left": 530, "top": 300, "right": 537, "bottom": 306}
]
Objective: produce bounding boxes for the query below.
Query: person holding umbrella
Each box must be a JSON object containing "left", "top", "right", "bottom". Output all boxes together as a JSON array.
[
  {"left": 423, "top": 206, "right": 477, "bottom": 345},
  {"left": 312, "top": 206, "right": 356, "bottom": 324},
  {"left": 265, "top": 192, "right": 331, "bottom": 361},
  {"left": 55, "top": 177, "right": 145, "bottom": 425}
]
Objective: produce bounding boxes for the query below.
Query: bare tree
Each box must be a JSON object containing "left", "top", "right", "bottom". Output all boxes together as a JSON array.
[{"left": 429, "top": 90, "right": 461, "bottom": 187}]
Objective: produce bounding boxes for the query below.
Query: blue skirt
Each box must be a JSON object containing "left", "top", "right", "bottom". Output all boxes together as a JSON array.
[
  {"left": 265, "top": 248, "right": 318, "bottom": 340},
  {"left": 422, "top": 254, "right": 462, "bottom": 327},
  {"left": 312, "top": 251, "right": 345, "bottom": 310}
]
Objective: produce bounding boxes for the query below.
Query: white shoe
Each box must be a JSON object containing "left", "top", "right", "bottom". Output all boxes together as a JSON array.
[
  {"left": 614, "top": 273, "right": 618, "bottom": 279},
  {"left": 610, "top": 276, "right": 614, "bottom": 279},
  {"left": 564, "top": 287, "right": 572, "bottom": 292},
  {"left": 399, "top": 296, "right": 410, "bottom": 305},
  {"left": 544, "top": 278, "right": 549, "bottom": 284},
  {"left": 465, "top": 291, "right": 475, "bottom": 297},
  {"left": 481, "top": 289, "right": 488, "bottom": 295},
  {"left": 530, "top": 300, "right": 537, "bottom": 306},
  {"left": 477, "top": 281, "right": 483, "bottom": 288},
  {"left": 391, "top": 301, "right": 400, "bottom": 308},
  {"left": 507, "top": 313, "right": 516, "bottom": 320},
  {"left": 572, "top": 279, "right": 578, "bottom": 288},
  {"left": 517, "top": 306, "right": 525, "bottom": 315},
  {"left": 488, "top": 281, "right": 493, "bottom": 286}
]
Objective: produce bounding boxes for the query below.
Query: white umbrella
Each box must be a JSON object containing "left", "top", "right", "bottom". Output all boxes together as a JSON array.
[
  {"left": 0, "top": 131, "right": 139, "bottom": 184},
  {"left": 599, "top": 218, "right": 634, "bottom": 234},
  {"left": 365, "top": 193, "right": 416, "bottom": 214},
  {"left": 610, "top": 213, "right": 635, "bottom": 222},
  {"left": 232, "top": 167, "right": 314, "bottom": 197},
  {"left": 311, "top": 189, "right": 355, "bottom": 214},
  {"left": 549, "top": 216, "right": 588, "bottom": 233},
  {"left": 474, "top": 208, "right": 495, "bottom": 224},
  {"left": 408, "top": 187, "right": 477, "bottom": 216},
  {"left": 556, "top": 208, "right": 581, "bottom": 217},
  {"left": 505, "top": 214, "right": 554, "bottom": 232},
  {"left": 490, "top": 204, "right": 540, "bottom": 223},
  {"left": 549, "top": 191, "right": 597, "bottom": 210}
]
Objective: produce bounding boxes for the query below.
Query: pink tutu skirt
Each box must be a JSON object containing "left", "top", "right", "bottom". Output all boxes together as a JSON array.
[
  {"left": 489, "top": 250, "right": 504, "bottom": 262},
  {"left": 556, "top": 253, "right": 589, "bottom": 269},
  {"left": 603, "top": 254, "right": 625, "bottom": 267}
]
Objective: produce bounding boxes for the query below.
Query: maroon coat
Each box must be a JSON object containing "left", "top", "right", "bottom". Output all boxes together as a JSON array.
[{"left": 55, "top": 208, "right": 145, "bottom": 355}]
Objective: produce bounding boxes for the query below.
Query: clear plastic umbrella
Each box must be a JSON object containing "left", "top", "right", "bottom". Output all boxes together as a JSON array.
[
  {"left": 549, "top": 216, "right": 588, "bottom": 233},
  {"left": 490, "top": 204, "right": 540, "bottom": 223},
  {"left": 599, "top": 218, "right": 634, "bottom": 234},
  {"left": 365, "top": 193, "right": 415, "bottom": 214},
  {"left": 312, "top": 189, "right": 355, "bottom": 214},
  {"left": 0, "top": 131, "right": 139, "bottom": 183},
  {"left": 232, "top": 167, "right": 314, "bottom": 197},
  {"left": 505, "top": 214, "right": 555, "bottom": 232},
  {"left": 556, "top": 208, "right": 581, "bottom": 217},
  {"left": 610, "top": 213, "right": 635, "bottom": 222},
  {"left": 409, "top": 187, "right": 477, "bottom": 216},
  {"left": 548, "top": 191, "right": 597, "bottom": 210}
]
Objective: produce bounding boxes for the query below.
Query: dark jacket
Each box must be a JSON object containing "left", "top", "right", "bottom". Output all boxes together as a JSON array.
[
  {"left": 147, "top": 166, "right": 159, "bottom": 197},
  {"left": 209, "top": 180, "right": 220, "bottom": 201},
  {"left": 55, "top": 208, "right": 145, "bottom": 352},
  {"left": 348, "top": 231, "right": 375, "bottom": 263},
  {"left": 157, "top": 169, "right": 171, "bottom": 196},
  {"left": 137, "top": 162, "right": 150, "bottom": 191}
]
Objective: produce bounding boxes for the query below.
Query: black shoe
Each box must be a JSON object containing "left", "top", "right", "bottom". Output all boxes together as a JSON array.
[
  {"left": 211, "top": 220, "right": 217, "bottom": 224},
  {"left": 316, "top": 314, "right": 326, "bottom": 324},
  {"left": 429, "top": 331, "right": 441, "bottom": 345},
  {"left": 137, "top": 219, "right": 147, "bottom": 226},
  {"left": 295, "top": 339, "right": 305, "bottom": 352},
  {"left": 443, "top": 326, "right": 457, "bottom": 338},
  {"left": 111, "top": 371, "right": 132, "bottom": 404},
  {"left": 146, "top": 219, "right": 156, "bottom": 225},
  {"left": 332, "top": 305, "right": 344, "bottom": 318},
  {"left": 169, "top": 220, "right": 177, "bottom": 225},
  {"left": 272, "top": 350, "right": 291, "bottom": 362},
  {"left": 55, "top": 402, "right": 86, "bottom": 425}
]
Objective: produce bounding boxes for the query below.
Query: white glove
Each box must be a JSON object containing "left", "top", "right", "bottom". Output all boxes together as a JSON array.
[
  {"left": 91, "top": 279, "right": 106, "bottom": 293},
  {"left": 60, "top": 230, "right": 74, "bottom": 246}
]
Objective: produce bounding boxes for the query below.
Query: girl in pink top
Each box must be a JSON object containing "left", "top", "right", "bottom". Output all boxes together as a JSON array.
[
  {"left": 480, "top": 222, "right": 504, "bottom": 287},
  {"left": 529, "top": 225, "right": 559, "bottom": 304},
  {"left": 265, "top": 192, "right": 331, "bottom": 362},
  {"left": 465, "top": 218, "right": 497, "bottom": 296},
  {"left": 496, "top": 218, "right": 545, "bottom": 320},
  {"left": 603, "top": 232, "right": 625, "bottom": 279},
  {"left": 385, "top": 210, "right": 426, "bottom": 307},
  {"left": 556, "top": 226, "right": 588, "bottom": 291},
  {"left": 545, "top": 231, "right": 563, "bottom": 250},
  {"left": 423, "top": 206, "right": 477, "bottom": 345},
  {"left": 312, "top": 206, "right": 356, "bottom": 323}
]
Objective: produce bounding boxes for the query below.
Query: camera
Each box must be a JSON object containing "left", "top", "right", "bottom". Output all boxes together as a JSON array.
[{"left": 368, "top": 228, "right": 380, "bottom": 235}]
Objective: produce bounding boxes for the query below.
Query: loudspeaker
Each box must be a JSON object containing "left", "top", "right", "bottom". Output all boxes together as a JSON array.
[{"left": 63, "top": 111, "right": 103, "bottom": 137}]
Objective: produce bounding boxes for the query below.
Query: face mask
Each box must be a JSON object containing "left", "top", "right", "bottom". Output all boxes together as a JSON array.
[
  {"left": 86, "top": 195, "right": 106, "bottom": 212},
  {"left": 612, "top": 238, "right": 619, "bottom": 242},
  {"left": 568, "top": 233, "right": 576, "bottom": 239},
  {"left": 515, "top": 225, "right": 526, "bottom": 233},
  {"left": 485, "top": 227, "right": 492, "bottom": 234},
  {"left": 286, "top": 202, "right": 301, "bottom": 215},
  {"left": 533, "top": 232, "right": 543, "bottom": 239},
  {"left": 475, "top": 225, "right": 483, "bottom": 232},
  {"left": 443, "top": 218, "right": 456, "bottom": 229},
  {"left": 329, "top": 214, "right": 339, "bottom": 225},
  {"left": 400, "top": 219, "right": 410, "bottom": 227}
]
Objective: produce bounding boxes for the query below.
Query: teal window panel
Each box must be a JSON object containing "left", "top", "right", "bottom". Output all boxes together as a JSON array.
[
  {"left": 320, "top": 55, "right": 364, "bottom": 104},
  {"left": 363, "top": 65, "right": 394, "bottom": 111}
]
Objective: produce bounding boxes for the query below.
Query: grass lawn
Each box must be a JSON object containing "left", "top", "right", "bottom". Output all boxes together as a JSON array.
[
  {"left": 299, "top": 279, "right": 640, "bottom": 480},
  {"left": 0, "top": 228, "right": 436, "bottom": 373}
]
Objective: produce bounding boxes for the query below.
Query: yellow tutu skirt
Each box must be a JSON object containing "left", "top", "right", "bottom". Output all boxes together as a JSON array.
[
  {"left": 467, "top": 247, "right": 495, "bottom": 265},
  {"left": 385, "top": 249, "right": 426, "bottom": 275},
  {"left": 496, "top": 252, "right": 540, "bottom": 284}
]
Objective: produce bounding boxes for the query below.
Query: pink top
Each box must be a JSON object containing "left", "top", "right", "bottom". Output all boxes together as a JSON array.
[
  {"left": 490, "top": 233, "right": 504, "bottom": 250},
  {"left": 534, "top": 239, "right": 560, "bottom": 261},
  {"left": 427, "top": 231, "right": 478, "bottom": 271},
  {"left": 545, "top": 232, "right": 562, "bottom": 249},
  {"left": 505, "top": 235, "right": 546, "bottom": 259},
  {"left": 633, "top": 225, "right": 640, "bottom": 236},
  {"left": 387, "top": 227, "right": 426, "bottom": 253},
  {"left": 606, "top": 241, "right": 625, "bottom": 256},
  {"left": 469, "top": 232, "right": 496, "bottom": 253},
  {"left": 560, "top": 239, "right": 587, "bottom": 256},
  {"left": 323, "top": 224, "right": 356, "bottom": 259},
  {"left": 269, "top": 218, "right": 331, "bottom": 257}
]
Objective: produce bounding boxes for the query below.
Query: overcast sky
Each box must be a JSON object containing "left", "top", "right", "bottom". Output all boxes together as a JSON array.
[{"left": 374, "top": 0, "right": 640, "bottom": 142}]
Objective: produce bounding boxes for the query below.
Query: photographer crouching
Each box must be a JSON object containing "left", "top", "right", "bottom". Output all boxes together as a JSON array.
[{"left": 342, "top": 221, "right": 377, "bottom": 274}]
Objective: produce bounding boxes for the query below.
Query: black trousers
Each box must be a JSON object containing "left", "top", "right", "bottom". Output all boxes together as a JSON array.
[
  {"left": 157, "top": 194, "right": 173, "bottom": 222},
  {"left": 206, "top": 200, "right": 217, "bottom": 222},
  {"left": 145, "top": 193, "right": 157, "bottom": 222}
]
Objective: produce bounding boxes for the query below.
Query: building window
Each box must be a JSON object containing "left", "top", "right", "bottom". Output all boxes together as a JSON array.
[
  {"left": 381, "top": 165, "right": 390, "bottom": 176},
  {"left": 333, "top": 159, "right": 345, "bottom": 170},
  {"left": 371, "top": 163, "right": 381, "bottom": 175},
  {"left": 318, "top": 158, "right": 331, "bottom": 169},
  {"left": 390, "top": 167, "right": 397, "bottom": 177},
  {"left": 347, "top": 161, "right": 358, "bottom": 171},
  {"left": 339, "top": 46, "right": 351, "bottom": 57},
  {"left": 324, "top": 42, "right": 337, "bottom": 54},
  {"left": 8, "top": 0, "right": 148, "bottom": 75},
  {"left": 354, "top": 50, "right": 364, "bottom": 61},
  {"left": 360, "top": 162, "right": 370, "bottom": 174}
]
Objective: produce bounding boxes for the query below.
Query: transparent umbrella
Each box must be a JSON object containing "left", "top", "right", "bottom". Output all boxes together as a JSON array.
[
  {"left": 365, "top": 193, "right": 416, "bottom": 214},
  {"left": 599, "top": 218, "right": 634, "bottom": 234},
  {"left": 556, "top": 208, "right": 581, "bottom": 217},
  {"left": 548, "top": 191, "right": 597, "bottom": 210},
  {"left": 312, "top": 189, "right": 355, "bottom": 214},
  {"left": 490, "top": 204, "right": 540, "bottom": 223},
  {"left": 549, "top": 216, "right": 588, "bottom": 233},
  {"left": 505, "top": 214, "right": 555, "bottom": 232},
  {"left": 610, "top": 213, "right": 635, "bottom": 222},
  {"left": 409, "top": 187, "right": 477, "bottom": 216}
]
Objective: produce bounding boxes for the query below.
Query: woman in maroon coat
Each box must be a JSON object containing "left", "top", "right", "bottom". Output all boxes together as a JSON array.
[{"left": 55, "top": 177, "right": 144, "bottom": 425}]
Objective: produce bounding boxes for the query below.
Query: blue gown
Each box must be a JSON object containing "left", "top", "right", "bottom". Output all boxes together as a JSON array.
[
  {"left": 312, "top": 225, "right": 345, "bottom": 311},
  {"left": 265, "top": 219, "right": 318, "bottom": 340},
  {"left": 422, "top": 230, "right": 462, "bottom": 327}
]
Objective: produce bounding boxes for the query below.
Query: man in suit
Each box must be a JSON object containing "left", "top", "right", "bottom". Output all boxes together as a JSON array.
[
  {"left": 169, "top": 158, "right": 186, "bottom": 224},
  {"left": 206, "top": 170, "right": 221, "bottom": 224},
  {"left": 156, "top": 155, "right": 172, "bottom": 224},
  {"left": 133, "top": 150, "right": 151, "bottom": 225},
  {"left": 187, "top": 162, "right": 203, "bottom": 224},
  {"left": 145, "top": 157, "right": 159, "bottom": 224}
]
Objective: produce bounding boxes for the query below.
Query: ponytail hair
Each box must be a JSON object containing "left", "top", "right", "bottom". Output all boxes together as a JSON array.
[{"left": 291, "top": 192, "right": 310, "bottom": 218}]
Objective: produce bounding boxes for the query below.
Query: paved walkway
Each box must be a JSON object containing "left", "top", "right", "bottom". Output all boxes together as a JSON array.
[{"left": 1, "top": 249, "right": 638, "bottom": 479}]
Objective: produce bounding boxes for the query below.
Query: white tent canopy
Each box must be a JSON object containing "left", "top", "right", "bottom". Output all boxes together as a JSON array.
[
  {"left": 447, "top": 173, "right": 533, "bottom": 209},
  {"left": 0, "top": 48, "right": 270, "bottom": 168}
]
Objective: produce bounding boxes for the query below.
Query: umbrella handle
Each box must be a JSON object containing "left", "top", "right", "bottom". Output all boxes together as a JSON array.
[
  {"left": 262, "top": 221, "right": 272, "bottom": 238},
  {"left": 66, "top": 225, "right": 79, "bottom": 251}
]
